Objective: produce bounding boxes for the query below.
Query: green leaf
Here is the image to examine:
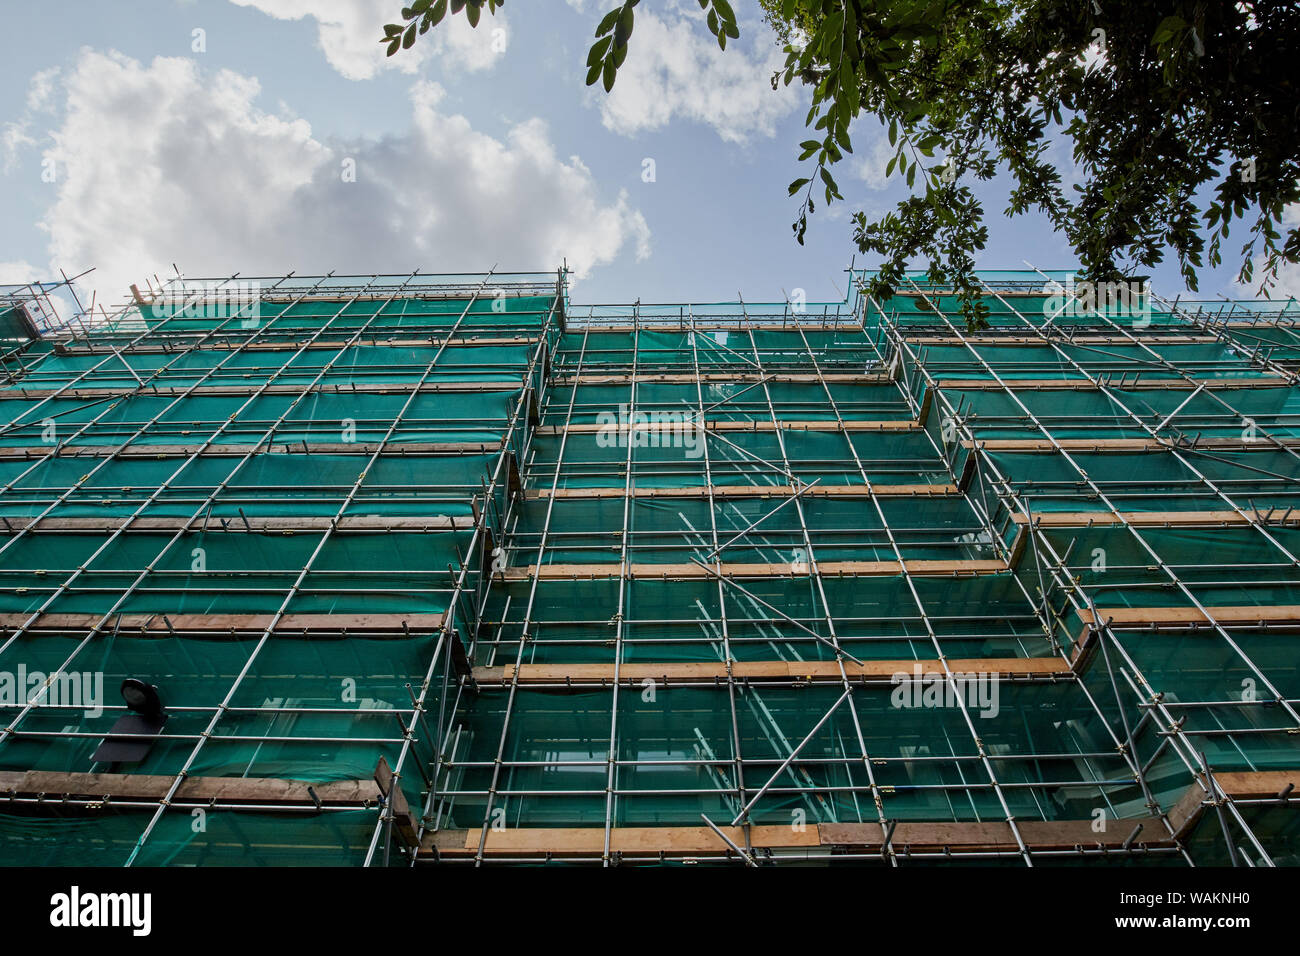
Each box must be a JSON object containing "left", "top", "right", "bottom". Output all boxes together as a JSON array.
[
  {"left": 402, "top": 23, "right": 417, "bottom": 48},
  {"left": 587, "top": 36, "right": 612, "bottom": 67},
  {"left": 614, "top": 5, "right": 634, "bottom": 47},
  {"left": 1152, "top": 15, "right": 1186, "bottom": 45},
  {"left": 602, "top": 57, "right": 617, "bottom": 92},
  {"left": 596, "top": 6, "right": 620, "bottom": 37},
  {"left": 787, "top": 177, "right": 810, "bottom": 195}
]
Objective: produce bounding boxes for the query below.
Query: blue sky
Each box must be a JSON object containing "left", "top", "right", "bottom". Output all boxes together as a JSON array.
[{"left": 0, "top": 0, "right": 1278, "bottom": 313}]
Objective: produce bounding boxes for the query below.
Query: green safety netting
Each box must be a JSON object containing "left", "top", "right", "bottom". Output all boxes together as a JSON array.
[
  {"left": 479, "top": 572, "right": 1049, "bottom": 666},
  {"left": 1, "top": 282, "right": 1297, "bottom": 865},
  {"left": 0, "top": 809, "right": 379, "bottom": 866},
  {"left": 431, "top": 678, "right": 1137, "bottom": 828}
]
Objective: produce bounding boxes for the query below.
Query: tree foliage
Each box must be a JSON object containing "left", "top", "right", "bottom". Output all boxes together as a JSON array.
[{"left": 383, "top": 1, "right": 1300, "bottom": 328}]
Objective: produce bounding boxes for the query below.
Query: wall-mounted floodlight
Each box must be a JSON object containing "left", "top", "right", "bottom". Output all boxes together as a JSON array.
[
  {"left": 119, "top": 678, "right": 164, "bottom": 720},
  {"left": 91, "top": 679, "right": 168, "bottom": 766}
]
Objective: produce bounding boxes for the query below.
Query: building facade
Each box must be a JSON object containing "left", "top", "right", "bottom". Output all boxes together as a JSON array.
[{"left": 0, "top": 269, "right": 1296, "bottom": 866}]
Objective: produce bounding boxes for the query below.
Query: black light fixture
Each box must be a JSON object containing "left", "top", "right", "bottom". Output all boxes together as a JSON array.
[
  {"left": 120, "top": 678, "right": 164, "bottom": 719},
  {"left": 91, "top": 679, "right": 168, "bottom": 766}
]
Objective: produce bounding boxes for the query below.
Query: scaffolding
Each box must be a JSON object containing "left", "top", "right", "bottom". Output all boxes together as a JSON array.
[{"left": 0, "top": 266, "right": 1296, "bottom": 866}]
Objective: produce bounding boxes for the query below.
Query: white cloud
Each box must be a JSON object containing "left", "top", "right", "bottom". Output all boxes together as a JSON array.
[
  {"left": 1237, "top": 205, "right": 1300, "bottom": 302},
  {"left": 25, "top": 67, "right": 61, "bottom": 113},
  {"left": 35, "top": 50, "right": 649, "bottom": 308},
  {"left": 853, "top": 134, "right": 896, "bottom": 191},
  {"left": 1261, "top": 262, "right": 1300, "bottom": 301},
  {"left": 0, "top": 261, "right": 40, "bottom": 284},
  {"left": 229, "top": 0, "right": 508, "bottom": 81},
  {"left": 595, "top": 11, "right": 799, "bottom": 144},
  {"left": 3, "top": 67, "right": 61, "bottom": 172},
  {"left": 1, "top": 124, "right": 35, "bottom": 173}
]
